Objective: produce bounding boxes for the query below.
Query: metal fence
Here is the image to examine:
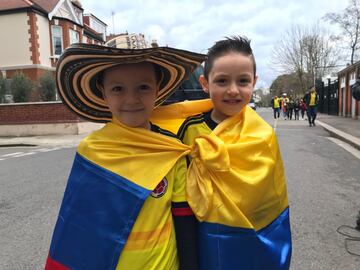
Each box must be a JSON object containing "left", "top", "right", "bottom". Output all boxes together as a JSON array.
[{"left": 316, "top": 79, "right": 339, "bottom": 115}]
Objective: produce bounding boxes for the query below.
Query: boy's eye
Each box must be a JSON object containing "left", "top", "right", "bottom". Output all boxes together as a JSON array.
[
  {"left": 215, "top": 78, "right": 227, "bottom": 84},
  {"left": 238, "top": 79, "right": 251, "bottom": 85},
  {"left": 139, "top": 84, "right": 152, "bottom": 91},
  {"left": 111, "top": 86, "right": 123, "bottom": 92}
]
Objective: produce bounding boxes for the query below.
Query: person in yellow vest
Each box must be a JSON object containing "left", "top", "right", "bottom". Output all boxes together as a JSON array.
[
  {"left": 281, "top": 93, "right": 289, "bottom": 120},
  {"left": 304, "top": 86, "right": 319, "bottom": 126},
  {"left": 271, "top": 95, "right": 280, "bottom": 119}
]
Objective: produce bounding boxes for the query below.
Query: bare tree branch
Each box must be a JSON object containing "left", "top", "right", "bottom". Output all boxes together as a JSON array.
[
  {"left": 323, "top": 0, "right": 360, "bottom": 64},
  {"left": 271, "top": 23, "right": 338, "bottom": 95}
]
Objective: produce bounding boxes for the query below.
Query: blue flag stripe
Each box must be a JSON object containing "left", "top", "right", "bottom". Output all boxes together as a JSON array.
[
  {"left": 49, "top": 153, "right": 151, "bottom": 270},
  {"left": 198, "top": 208, "right": 292, "bottom": 270}
]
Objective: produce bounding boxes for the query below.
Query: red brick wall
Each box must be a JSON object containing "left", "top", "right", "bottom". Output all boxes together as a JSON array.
[
  {"left": 6, "top": 68, "right": 49, "bottom": 82},
  {"left": 27, "top": 11, "right": 40, "bottom": 65},
  {"left": 0, "top": 102, "right": 81, "bottom": 125}
]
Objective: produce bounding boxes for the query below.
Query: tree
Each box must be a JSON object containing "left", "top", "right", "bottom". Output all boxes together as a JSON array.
[
  {"left": 324, "top": 0, "right": 360, "bottom": 64},
  {"left": 11, "top": 73, "right": 32, "bottom": 103},
  {"left": 0, "top": 77, "right": 5, "bottom": 103},
  {"left": 39, "top": 71, "right": 56, "bottom": 101},
  {"left": 271, "top": 24, "right": 338, "bottom": 95}
]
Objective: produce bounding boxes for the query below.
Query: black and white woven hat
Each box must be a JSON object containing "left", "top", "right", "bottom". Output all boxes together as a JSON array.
[{"left": 56, "top": 43, "right": 205, "bottom": 122}]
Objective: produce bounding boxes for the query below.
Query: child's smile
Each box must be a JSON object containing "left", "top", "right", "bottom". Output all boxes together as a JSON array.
[
  {"left": 200, "top": 52, "right": 257, "bottom": 123},
  {"left": 101, "top": 63, "right": 158, "bottom": 129}
]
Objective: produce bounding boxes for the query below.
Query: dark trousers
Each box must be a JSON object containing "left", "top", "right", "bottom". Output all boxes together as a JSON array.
[
  {"left": 294, "top": 109, "right": 300, "bottom": 120},
  {"left": 301, "top": 109, "right": 306, "bottom": 119},
  {"left": 287, "top": 109, "right": 293, "bottom": 120},
  {"left": 308, "top": 106, "right": 317, "bottom": 124},
  {"left": 273, "top": 108, "right": 280, "bottom": 119}
]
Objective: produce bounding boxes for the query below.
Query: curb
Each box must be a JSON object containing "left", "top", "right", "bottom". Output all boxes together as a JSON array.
[
  {"left": 317, "top": 120, "right": 360, "bottom": 151},
  {"left": 0, "top": 143, "right": 37, "bottom": 147}
]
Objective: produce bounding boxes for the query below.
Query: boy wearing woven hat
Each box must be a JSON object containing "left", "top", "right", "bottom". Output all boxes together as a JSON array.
[{"left": 45, "top": 44, "right": 204, "bottom": 270}]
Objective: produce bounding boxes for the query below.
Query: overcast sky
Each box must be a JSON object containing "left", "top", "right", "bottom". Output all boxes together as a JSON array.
[{"left": 81, "top": 0, "right": 346, "bottom": 89}]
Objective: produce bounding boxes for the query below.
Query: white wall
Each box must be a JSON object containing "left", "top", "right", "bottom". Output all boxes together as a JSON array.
[
  {"left": 36, "top": 14, "right": 52, "bottom": 67},
  {"left": 0, "top": 13, "right": 32, "bottom": 67}
]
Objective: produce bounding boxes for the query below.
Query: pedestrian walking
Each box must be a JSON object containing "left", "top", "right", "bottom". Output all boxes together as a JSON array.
[
  {"left": 303, "top": 86, "right": 319, "bottom": 127},
  {"left": 299, "top": 99, "right": 307, "bottom": 120},
  {"left": 287, "top": 96, "right": 294, "bottom": 120},
  {"left": 271, "top": 95, "right": 281, "bottom": 119},
  {"left": 281, "top": 93, "right": 288, "bottom": 120},
  {"left": 294, "top": 99, "right": 300, "bottom": 120}
]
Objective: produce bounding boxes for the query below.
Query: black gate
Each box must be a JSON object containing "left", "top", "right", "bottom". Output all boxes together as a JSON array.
[{"left": 316, "top": 79, "right": 339, "bottom": 115}]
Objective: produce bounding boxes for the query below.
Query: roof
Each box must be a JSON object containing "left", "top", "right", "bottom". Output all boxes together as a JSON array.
[
  {"left": 32, "top": 0, "right": 60, "bottom": 13},
  {"left": 83, "top": 13, "right": 107, "bottom": 26},
  {"left": 0, "top": 0, "right": 59, "bottom": 13},
  {"left": 0, "top": 0, "right": 33, "bottom": 11},
  {"left": 337, "top": 60, "right": 360, "bottom": 76}
]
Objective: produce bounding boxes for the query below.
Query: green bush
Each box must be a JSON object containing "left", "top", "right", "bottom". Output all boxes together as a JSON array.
[
  {"left": 39, "top": 71, "right": 56, "bottom": 101},
  {"left": 0, "top": 77, "right": 5, "bottom": 103},
  {"left": 11, "top": 73, "right": 32, "bottom": 103}
]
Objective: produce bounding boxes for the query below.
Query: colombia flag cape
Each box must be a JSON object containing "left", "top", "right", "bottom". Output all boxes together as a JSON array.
[
  {"left": 45, "top": 120, "right": 190, "bottom": 270},
  {"left": 152, "top": 99, "right": 292, "bottom": 270}
]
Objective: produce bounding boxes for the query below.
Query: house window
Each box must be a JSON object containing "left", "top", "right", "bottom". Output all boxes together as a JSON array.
[
  {"left": 70, "top": 29, "right": 79, "bottom": 44},
  {"left": 51, "top": 25, "right": 63, "bottom": 56}
]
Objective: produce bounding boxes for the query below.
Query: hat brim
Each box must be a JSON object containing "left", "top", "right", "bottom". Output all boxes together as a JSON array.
[{"left": 56, "top": 43, "right": 205, "bottom": 122}]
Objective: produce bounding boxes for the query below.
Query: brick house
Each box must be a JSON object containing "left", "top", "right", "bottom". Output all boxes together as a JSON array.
[
  {"left": 0, "top": 0, "right": 107, "bottom": 83},
  {"left": 338, "top": 62, "right": 360, "bottom": 118}
]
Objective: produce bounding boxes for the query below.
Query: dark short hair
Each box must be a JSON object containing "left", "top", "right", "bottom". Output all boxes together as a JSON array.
[
  {"left": 203, "top": 36, "right": 256, "bottom": 80},
  {"left": 97, "top": 62, "right": 163, "bottom": 88}
]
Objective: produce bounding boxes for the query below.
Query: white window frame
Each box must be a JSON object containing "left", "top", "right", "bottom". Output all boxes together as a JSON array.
[
  {"left": 51, "top": 25, "right": 63, "bottom": 57},
  {"left": 70, "top": 29, "right": 80, "bottom": 44}
]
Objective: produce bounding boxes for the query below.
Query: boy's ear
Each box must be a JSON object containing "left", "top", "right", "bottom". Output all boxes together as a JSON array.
[{"left": 199, "top": 75, "right": 209, "bottom": 94}]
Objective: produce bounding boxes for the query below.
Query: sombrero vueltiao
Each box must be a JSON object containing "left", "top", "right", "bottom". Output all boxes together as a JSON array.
[{"left": 56, "top": 43, "right": 206, "bottom": 122}]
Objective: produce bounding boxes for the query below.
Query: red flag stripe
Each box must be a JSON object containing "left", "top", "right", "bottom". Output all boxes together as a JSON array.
[
  {"left": 172, "top": 207, "right": 193, "bottom": 216},
  {"left": 44, "top": 255, "right": 70, "bottom": 270}
]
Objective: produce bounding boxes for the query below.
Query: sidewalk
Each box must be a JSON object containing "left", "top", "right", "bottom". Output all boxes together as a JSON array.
[
  {"left": 317, "top": 113, "right": 360, "bottom": 150},
  {"left": 0, "top": 133, "right": 88, "bottom": 147},
  {"left": 0, "top": 113, "right": 359, "bottom": 149}
]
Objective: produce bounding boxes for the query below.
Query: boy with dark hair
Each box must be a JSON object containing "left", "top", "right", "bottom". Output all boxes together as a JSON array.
[
  {"left": 176, "top": 36, "right": 292, "bottom": 270},
  {"left": 45, "top": 44, "right": 204, "bottom": 270}
]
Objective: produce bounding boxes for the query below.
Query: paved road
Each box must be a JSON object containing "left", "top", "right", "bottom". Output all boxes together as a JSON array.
[
  {"left": 0, "top": 146, "right": 75, "bottom": 270},
  {"left": 258, "top": 108, "right": 360, "bottom": 270},
  {"left": 0, "top": 108, "right": 359, "bottom": 269}
]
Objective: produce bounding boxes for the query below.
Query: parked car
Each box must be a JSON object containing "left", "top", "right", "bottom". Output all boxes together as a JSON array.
[{"left": 248, "top": 98, "right": 256, "bottom": 110}]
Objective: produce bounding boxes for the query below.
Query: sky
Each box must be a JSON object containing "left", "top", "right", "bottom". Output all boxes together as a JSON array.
[{"left": 81, "top": 0, "right": 347, "bottom": 89}]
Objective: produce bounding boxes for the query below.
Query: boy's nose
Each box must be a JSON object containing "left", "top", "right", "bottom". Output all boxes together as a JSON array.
[
  {"left": 124, "top": 90, "right": 141, "bottom": 104},
  {"left": 227, "top": 83, "right": 239, "bottom": 96}
]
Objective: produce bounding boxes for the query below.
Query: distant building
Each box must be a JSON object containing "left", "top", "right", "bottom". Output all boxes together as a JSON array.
[
  {"left": 106, "top": 33, "right": 157, "bottom": 49},
  {"left": 0, "top": 0, "right": 107, "bottom": 83},
  {"left": 338, "top": 61, "right": 359, "bottom": 118}
]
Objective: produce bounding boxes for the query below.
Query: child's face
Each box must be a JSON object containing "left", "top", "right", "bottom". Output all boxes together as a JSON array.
[
  {"left": 102, "top": 63, "right": 158, "bottom": 129},
  {"left": 200, "top": 52, "right": 257, "bottom": 123}
]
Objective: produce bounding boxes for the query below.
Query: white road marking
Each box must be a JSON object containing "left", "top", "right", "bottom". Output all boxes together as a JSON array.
[
  {"left": 274, "top": 118, "right": 278, "bottom": 131},
  {"left": 1, "top": 152, "right": 24, "bottom": 157},
  {"left": 12, "top": 152, "right": 36, "bottom": 157},
  {"left": 327, "top": 137, "right": 360, "bottom": 160},
  {"left": 35, "top": 148, "right": 61, "bottom": 152},
  {"left": 0, "top": 147, "right": 66, "bottom": 161}
]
